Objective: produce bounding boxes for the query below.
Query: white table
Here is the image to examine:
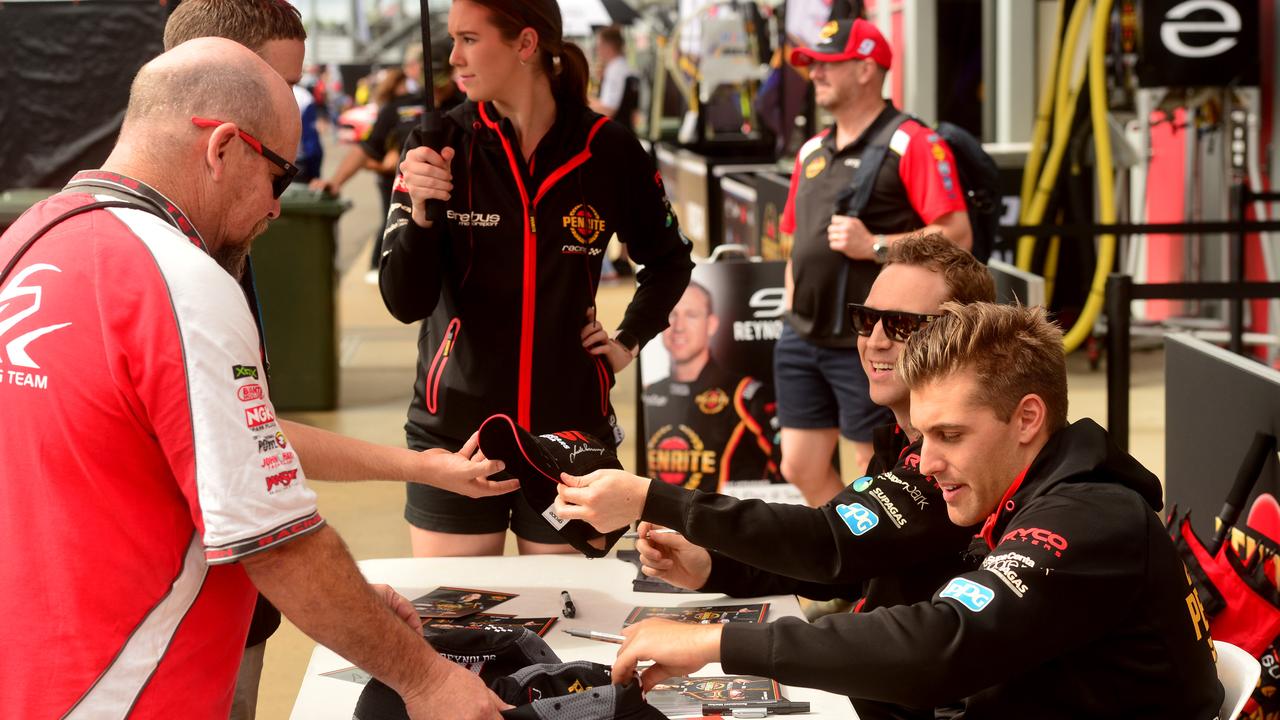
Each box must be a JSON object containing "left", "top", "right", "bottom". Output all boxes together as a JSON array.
[{"left": 290, "top": 554, "right": 858, "bottom": 718}]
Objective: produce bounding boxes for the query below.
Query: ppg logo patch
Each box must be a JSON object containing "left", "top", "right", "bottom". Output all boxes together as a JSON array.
[
  {"left": 836, "top": 503, "right": 879, "bottom": 536},
  {"left": 941, "top": 577, "right": 995, "bottom": 612}
]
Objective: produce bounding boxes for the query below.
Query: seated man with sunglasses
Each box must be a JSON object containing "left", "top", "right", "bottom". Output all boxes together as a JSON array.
[
  {"left": 0, "top": 39, "right": 516, "bottom": 719},
  {"left": 552, "top": 234, "right": 995, "bottom": 720}
]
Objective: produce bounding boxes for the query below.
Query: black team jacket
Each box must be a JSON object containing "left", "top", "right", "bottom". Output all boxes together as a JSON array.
[
  {"left": 380, "top": 101, "right": 693, "bottom": 445},
  {"left": 713, "top": 419, "right": 1224, "bottom": 719},
  {"left": 642, "top": 423, "right": 971, "bottom": 720}
]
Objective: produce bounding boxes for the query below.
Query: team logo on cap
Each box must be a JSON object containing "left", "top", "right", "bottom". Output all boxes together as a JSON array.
[
  {"left": 857, "top": 38, "right": 877, "bottom": 56},
  {"left": 647, "top": 424, "right": 718, "bottom": 490},
  {"left": 563, "top": 204, "right": 607, "bottom": 245},
  {"left": 695, "top": 387, "right": 729, "bottom": 414},
  {"left": 819, "top": 21, "right": 839, "bottom": 39},
  {"left": 805, "top": 155, "right": 827, "bottom": 179}
]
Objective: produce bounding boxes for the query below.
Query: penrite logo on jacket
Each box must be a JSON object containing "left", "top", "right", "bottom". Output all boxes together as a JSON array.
[{"left": 562, "top": 204, "right": 606, "bottom": 244}]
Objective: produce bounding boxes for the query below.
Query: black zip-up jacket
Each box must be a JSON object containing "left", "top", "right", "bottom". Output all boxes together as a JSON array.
[
  {"left": 380, "top": 101, "right": 693, "bottom": 444},
  {"left": 718, "top": 419, "right": 1225, "bottom": 719},
  {"left": 642, "top": 423, "right": 972, "bottom": 720}
]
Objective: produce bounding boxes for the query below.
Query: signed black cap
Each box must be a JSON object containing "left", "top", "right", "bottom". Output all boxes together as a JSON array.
[{"left": 478, "top": 414, "right": 627, "bottom": 558}]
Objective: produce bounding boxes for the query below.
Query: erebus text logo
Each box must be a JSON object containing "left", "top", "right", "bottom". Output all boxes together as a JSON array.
[
  {"left": 447, "top": 210, "right": 501, "bottom": 228},
  {"left": 0, "top": 264, "right": 72, "bottom": 369}
]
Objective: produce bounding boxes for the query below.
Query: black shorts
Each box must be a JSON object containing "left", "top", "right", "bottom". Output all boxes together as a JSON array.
[
  {"left": 772, "top": 322, "right": 892, "bottom": 442},
  {"left": 403, "top": 430, "right": 565, "bottom": 542}
]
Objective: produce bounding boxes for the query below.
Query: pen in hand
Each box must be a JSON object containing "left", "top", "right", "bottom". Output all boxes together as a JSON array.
[
  {"left": 621, "top": 528, "right": 681, "bottom": 540},
  {"left": 562, "top": 628, "right": 626, "bottom": 644}
]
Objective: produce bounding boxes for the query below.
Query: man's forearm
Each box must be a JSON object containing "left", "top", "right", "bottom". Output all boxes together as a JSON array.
[
  {"left": 280, "top": 419, "right": 414, "bottom": 482},
  {"left": 241, "top": 526, "right": 446, "bottom": 698}
]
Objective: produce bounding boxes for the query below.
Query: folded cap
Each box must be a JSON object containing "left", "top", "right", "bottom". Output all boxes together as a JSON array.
[
  {"left": 790, "top": 18, "right": 892, "bottom": 69},
  {"left": 478, "top": 414, "right": 627, "bottom": 558},
  {"left": 493, "top": 662, "right": 666, "bottom": 720},
  {"left": 354, "top": 627, "right": 562, "bottom": 720}
]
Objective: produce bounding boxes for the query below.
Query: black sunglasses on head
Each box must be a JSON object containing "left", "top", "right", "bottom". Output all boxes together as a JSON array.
[
  {"left": 191, "top": 116, "right": 299, "bottom": 198},
  {"left": 848, "top": 303, "right": 939, "bottom": 342}
]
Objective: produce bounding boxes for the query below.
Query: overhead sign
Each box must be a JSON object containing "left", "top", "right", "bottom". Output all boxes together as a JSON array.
[{"left": 1138, "top": 0, "right": 1259, "bottom": 87}]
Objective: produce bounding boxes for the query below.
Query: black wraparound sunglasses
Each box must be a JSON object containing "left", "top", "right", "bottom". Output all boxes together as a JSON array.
[{"left": 848, "top": 303, "right": 939, "bottom": 342}]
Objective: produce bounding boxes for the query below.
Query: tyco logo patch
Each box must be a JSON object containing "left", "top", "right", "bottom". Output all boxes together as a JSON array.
[
  {"left": 695, "top": 387, "right": 729, "bottom": 414},
  {"left": 805, "top": 156, "right": 827, "bottom": 179},
  {"left": 836, "top": 503, "right": 879, "bottom": 536},
  {"left": 563, "top": 204, "right": 607, "bottom": 244},
  {"left": 940, "top": 577, "right": 995, "bottom": 612}
]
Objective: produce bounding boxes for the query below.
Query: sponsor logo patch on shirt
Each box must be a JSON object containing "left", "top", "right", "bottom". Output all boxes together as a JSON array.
[
  {"left": 695, "top": 387, "right": 729, "bottom": 414},
  {"left": 244, "top": 404, "right": 276, "bottom": 429},
  {"left": 852, "top": 476, "right": 874, "bottom": 492},
  {"left": 940, "top": 577, "right": 995, "bottom": 612},
  {"left": 804, "top": 155, "right": 827, "bottom": 179},
  {"left": 232, "top": 364, "right": 259, "bottom": 380},
  {"left": 836, "top": 502, "right": 879, "bottom": 536}
]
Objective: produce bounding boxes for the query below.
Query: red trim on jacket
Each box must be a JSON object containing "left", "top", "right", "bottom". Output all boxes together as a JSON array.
[
  {"left": 979, "top": 464, "right": 1031, "bottom": 549},
  {"left": 477, "top": 104, "right": 609, "bottom": 431}
]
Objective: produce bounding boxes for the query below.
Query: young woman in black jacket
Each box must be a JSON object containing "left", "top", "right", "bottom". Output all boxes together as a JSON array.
[{"left": 381, "top": 0, "right": 693, "bottom": 557}]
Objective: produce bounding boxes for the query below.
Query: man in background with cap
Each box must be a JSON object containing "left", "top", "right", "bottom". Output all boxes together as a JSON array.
[{"left": 775, "top": 17, "right": 972, "bottom": 506}]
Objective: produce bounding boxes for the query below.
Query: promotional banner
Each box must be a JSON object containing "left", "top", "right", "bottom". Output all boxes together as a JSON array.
[{"left": 638, "top": 260, "right": 786, "bottom": 491}]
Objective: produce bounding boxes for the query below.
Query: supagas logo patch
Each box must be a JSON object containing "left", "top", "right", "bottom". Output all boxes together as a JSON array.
[{"left": 563, "top": 204, "right": 607, "bottom": 244}]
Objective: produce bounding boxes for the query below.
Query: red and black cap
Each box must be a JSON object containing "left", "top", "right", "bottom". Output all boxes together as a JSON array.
[
  {"left": 789, "top": 18, "right": 892, "bottom": 69},
  {"left": 478, "top": 414, "right": 627, "bottom": 558}
]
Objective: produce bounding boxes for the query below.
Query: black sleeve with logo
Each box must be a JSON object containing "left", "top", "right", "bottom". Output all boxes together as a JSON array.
[
  {"left": 378, "top": 122, "right": 460, "bottom": 324},
  {"left": 596, "top": 124, "right": 693, "bottom": 346},
  {"left": 643, "top": 438, "right": 971, "bottom": 589},
  {"left": 719, "top": 484, "right": 1222, "bottom": 718}
]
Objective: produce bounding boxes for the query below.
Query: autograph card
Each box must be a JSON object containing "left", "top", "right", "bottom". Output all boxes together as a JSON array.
[
  {"left": 411, "top": 587, "right": 517, "bottom": 618},
  {"left": 623, "top": 603, "right": 769, "bottom": 627}
]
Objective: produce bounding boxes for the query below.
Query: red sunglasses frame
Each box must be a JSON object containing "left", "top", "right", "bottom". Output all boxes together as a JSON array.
[{"left": 191, "top": 116, "right": 298, "bottom": 198}]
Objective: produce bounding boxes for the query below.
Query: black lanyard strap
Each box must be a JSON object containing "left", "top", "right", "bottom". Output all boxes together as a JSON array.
[{"left": 0, "top": 200, "right": 166, "bottom": 287}]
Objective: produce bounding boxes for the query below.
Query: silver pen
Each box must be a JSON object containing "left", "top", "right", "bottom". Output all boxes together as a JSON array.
[
  {"left": 621, "top": 528, "right": 681, "bottom": 540},
  {"left": 561, "top": 628, "right": 626, "bottom": 644}
]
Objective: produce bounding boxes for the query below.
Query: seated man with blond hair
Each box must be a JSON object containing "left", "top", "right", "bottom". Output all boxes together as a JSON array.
[{"left": 604, "top": 302, "right": 1224, "bottom": 719}]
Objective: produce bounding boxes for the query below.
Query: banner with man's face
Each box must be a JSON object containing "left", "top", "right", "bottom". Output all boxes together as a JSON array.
[{"left": 638, "top": 261, "right": 786, "bottom": 491}]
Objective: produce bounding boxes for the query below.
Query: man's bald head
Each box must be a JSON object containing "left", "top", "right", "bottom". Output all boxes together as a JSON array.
[{"left": 122, "top": 37, "right": 298, "bottom": 156}]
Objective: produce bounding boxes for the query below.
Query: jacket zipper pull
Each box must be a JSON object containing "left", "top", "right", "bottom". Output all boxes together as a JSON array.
[
  {"left": 442, "top": 325, "right": 456, "bottom": 356},
  {"left": 529, "top": 215, "right": 537, "bottom": 234}
]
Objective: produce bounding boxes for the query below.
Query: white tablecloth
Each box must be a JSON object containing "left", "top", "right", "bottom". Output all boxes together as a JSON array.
[{"left": 289, "top": 554, "right": 858, "bottom": 718}]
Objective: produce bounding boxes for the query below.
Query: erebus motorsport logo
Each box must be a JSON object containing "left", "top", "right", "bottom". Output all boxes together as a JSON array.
[
  {"left": 447, "top": 209, "right": 501, "bottom": 228},
  {"left": 0, "top": 264, "right": 72, "bottom": 384}
]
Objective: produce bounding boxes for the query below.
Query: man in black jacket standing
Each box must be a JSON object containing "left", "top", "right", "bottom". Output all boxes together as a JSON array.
[{"left": 606, "top": 303, "right": 1224, "bottom": 719}]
